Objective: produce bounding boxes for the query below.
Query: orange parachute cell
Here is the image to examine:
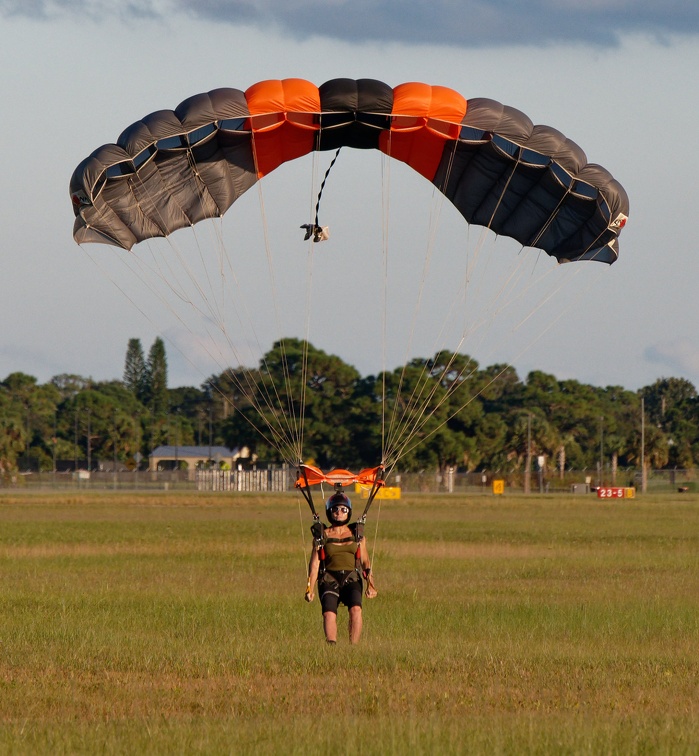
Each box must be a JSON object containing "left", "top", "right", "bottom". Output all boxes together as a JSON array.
[{"left": 244, "top": 79, "right": 320, "bottom": 177}]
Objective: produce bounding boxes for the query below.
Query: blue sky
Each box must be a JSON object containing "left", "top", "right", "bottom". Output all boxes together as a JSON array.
[{"left": 1, "top": 1, "right": 698, "bottom": 392}]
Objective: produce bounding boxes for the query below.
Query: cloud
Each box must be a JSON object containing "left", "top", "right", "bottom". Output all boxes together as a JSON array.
[
  {"left": 3, "top": 0, "right": 699, "bottom": 47},
  {"left": 645, "top": 340, "right": 699, "bottom": 383}
]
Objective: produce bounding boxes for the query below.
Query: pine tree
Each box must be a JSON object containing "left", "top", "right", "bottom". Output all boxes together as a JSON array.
[
  {"left": 123, "top": 338, "right": 147, "bottom": 401},
  {"left": 146, "top": 337, "right": 168, "bottom": 415}
]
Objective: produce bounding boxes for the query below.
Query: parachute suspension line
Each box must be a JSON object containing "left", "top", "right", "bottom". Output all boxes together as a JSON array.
[
  {"left": 189, "top": 149, "right": 310, "bottom": 461},
  {"left": 394, "top": 367, "right": 505, "bottom": 466},
  {"left": 450, "top": 157, "right": 541, "bottom": 344},
  {"left": 124, "top": 170, "right": 236, "bottom": 361},
  {"left": 377, "top": 142, "right": 429, "bottom": 466},
  {"left": 297, "top": 492, "right": 312, "bottom": 576},
  {"left": 465, "top": 237, "right": 585, "bottom": 351},
  {"left": 368, "top": 496, "right": 382, "bottom": 580},
  {"left": 455, "top": 156, "right": 577, "bottom": 345},
  {"left": 183, "top": 147, "right": 230, "bottom": 327},
  {"left": 527, "top": 185, "right": 574, "bottom": 252},
  {"left": 381, "top": 137, "right": 470, "bottom": 469},
  {"left": 382, "top": 361, "right": 483, "bottom": 471},
  {"left": 379, "top": 134, "right": 410, "bottom": 465},
  {"left": 393, "top": 242, "right": 604, "bottom": 466},
  {"left": 484, "top": 158, "right": 520, "bottom": 233},
  {"left": 134, "top": 151, "right": 304, "bottom": 464},
  {"left": 379, "top": 149, "right": 392, "bottom": 465},
  {"left": 508, "top": 253, "right": 598, "bottom": 334},
  {"left": 380, "top": 132, "right": 445, "bottom": 466},
  {"left": 293, "top": 150, "right": 343, "bottom": 467},
  {"left": 377, "top": 137, "right": 448, "bottom": 470},
  {"left": 395, "top": 259, "right": 603, "bottom": 465},
  {"left": 382, "top": 194, "right": 455, "bottom": 462},
  {"left": 383, "top": 141, "right": 476, "bottom": 461},
  {"left": 456, "top": 244, "right": 536, "bottom": 343},
  {"left": 259, "top": 194, "right": 302, "bottom": 459},
  {"left": 384, "top": 246, "right": 572, "bottom": 470},
  {"left": 297, "top": 149, "right": 326, "bottom": 460},
  {"left": 388, "top": 141, "right": 592, "bottom": 455},
  {"left": 79, "top": 239, "right": 297, "bottom": 461},
  {"left": 131, "top": 150, "right": 227, "bottom": 331},
  {"left": 249, "top": 130, "right": 306, "bottom": 465},
  {"left": 386, "top": 236, "right": 581, "bottom": 473},
  {"left": 375, "top": 134, "right": 460, "bottom": 471},
  {"left": 521, "top": 173, "right": 612, "bottom": 261},
  {"left": 102, "top": 216, "right": 233, "bottom": 373},
  {"left": 379, "top": 138, "right": 545, "bottom": 471},
  {"left": 85, "top": 235, "right": 228, "bottom": 382},
  {"left": 126, "top": 147, "right": 346, "bottom": 468}
]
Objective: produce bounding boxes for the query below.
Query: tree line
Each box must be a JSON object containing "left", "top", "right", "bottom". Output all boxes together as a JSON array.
[{"left": 1, "top": 336, "right": 697, "bottom": 479}]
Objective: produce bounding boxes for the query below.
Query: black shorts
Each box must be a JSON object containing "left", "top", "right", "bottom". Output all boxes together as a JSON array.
[{"left": 318, "top": 571, "right": 363, "bottom": 614}]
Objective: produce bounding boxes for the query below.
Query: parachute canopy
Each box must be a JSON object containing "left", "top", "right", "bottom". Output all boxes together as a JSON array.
[{"left": 70, "top": 78, "right": 628, "bottom": 263}]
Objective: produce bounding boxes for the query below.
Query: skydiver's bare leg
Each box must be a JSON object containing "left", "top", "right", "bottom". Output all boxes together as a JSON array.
[
  {"left": 348, "top": 606, "right": 363, "bottom": 644},
  {"left": 323, "top": 612, "right": 338, "bottom": 643}
]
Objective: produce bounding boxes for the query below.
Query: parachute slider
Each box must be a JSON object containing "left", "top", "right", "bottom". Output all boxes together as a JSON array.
[
  {"left": 300, "top": 224, "right": 329, "bottom": 242},
  {"left": 295, "top": 464, "right": 385, "bottom": 489}
]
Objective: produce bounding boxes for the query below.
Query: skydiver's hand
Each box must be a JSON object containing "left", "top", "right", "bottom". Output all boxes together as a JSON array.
[
  {"left": 365, "top": 584, "right": 377, "bottom": 599},
  {"left": 305, "top": 589, "right": 315, "bottom": 603}
]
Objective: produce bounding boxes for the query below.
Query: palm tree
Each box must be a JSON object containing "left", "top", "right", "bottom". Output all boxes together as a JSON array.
[
  {"left": 604, "top": 433, "right": 626, "bottom": 486},
  {"left": 628, "top": 424, "right": 669, "bottom": 489}
]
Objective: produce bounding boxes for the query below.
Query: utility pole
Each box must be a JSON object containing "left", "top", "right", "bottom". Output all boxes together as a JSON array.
[
  {"left": 524, "top": 413, "right": 532, "bottom": 494},
  {"left": 209, "top": 406, "right": 213, "bottom": 468},
  {"left": 599, "top": 415, "right": 604, "bottom": 487},
  {"left": 86, "top": 408, "right": 91, "bottom": 475},
  {"left": 52, "top": 411, "right": 57, "bottom": 475},
  {"left": 113, "top": 409, "right": 118, "bottom": 490},
  {"left": 641, "top": 397, "right": 647, "bottom": 493}
]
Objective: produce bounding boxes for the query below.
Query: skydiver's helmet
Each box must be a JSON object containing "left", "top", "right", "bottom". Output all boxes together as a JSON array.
[{"left": 326, "top": 491, "right": 352, "bottom": 526}]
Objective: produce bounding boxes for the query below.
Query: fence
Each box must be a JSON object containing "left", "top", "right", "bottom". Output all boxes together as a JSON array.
[
  {"left": 195, "top": 468, "right": 289, "bottom": 492},
  {"left": 3, "top": 466, "right": 698, "bottom": 494}
]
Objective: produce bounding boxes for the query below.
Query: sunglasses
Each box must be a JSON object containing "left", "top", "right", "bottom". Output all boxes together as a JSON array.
[{"left": 330, "top": 505, "right": 350, "bottom": 515}]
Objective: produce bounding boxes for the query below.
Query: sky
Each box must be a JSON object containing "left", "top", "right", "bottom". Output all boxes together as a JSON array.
[{"left": 1, "top": 0, "right": 698, "bottom": 393}]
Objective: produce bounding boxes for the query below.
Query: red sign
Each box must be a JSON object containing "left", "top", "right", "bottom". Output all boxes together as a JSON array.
[{"left": 596, "top": 487, "right": 635, "bottom": 499}]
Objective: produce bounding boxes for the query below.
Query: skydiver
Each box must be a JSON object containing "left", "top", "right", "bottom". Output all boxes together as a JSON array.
[{"left": 304, "top": 490, "right": 377, "bottom": 644}]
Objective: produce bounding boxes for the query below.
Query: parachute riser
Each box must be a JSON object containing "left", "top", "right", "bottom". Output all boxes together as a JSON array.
[
  {"left": 297, "top": 464, "right": 320, "bottom": 521},
  {"left": 358, "top": 467, "right": 385, "bottom": 527}
]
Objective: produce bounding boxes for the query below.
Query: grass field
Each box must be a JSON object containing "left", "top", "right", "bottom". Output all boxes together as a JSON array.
[{"left": 1, "top": 490, "right": 697, "bottom": 754}]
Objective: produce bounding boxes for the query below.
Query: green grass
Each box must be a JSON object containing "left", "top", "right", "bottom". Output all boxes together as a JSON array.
[{"left": 1, "top": 491, "right": 698, "bottom": 754}]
